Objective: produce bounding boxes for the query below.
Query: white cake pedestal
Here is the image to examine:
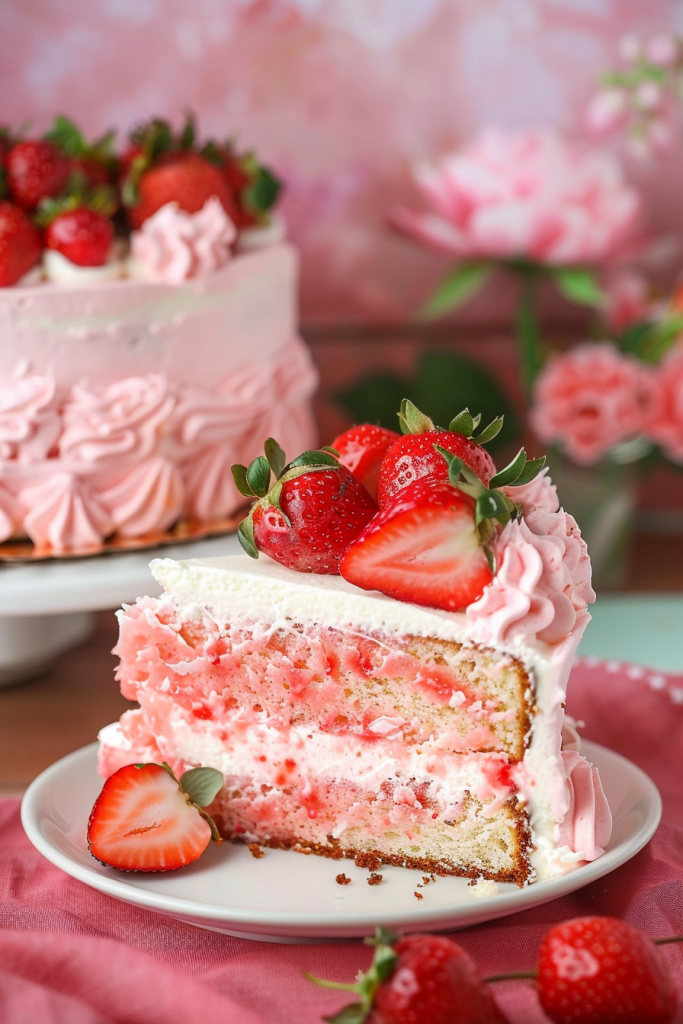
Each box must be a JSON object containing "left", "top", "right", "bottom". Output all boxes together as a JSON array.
[{"left": 0, "top": 535, "right": 242, "bottom": 687}]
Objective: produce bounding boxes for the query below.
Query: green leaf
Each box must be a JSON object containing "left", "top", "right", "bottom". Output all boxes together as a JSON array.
[
  {"left": 180, "top": 766, "right": 224, "bottom": 807},
  {"left": 419, "top": 262, "right": 493, "bottom": 319},
  {"left": 489, "top": 448, "right": 528, "bottom": 489},
  {"left": 398, "top": 398, "right": 434, "bottom": 435},
  {"left": 474, "top": 416, "right": 504, "bottom": 446},
  {"left": 476, "top": 489, "right": 512, "bottom": 524},
  {"left": 287, "top": 450, "right": 340, "bottom": 470},
  {"left": 372, "top": 944, "right": 399, "bottom": 983},
  {"left": 323, "top": 1004, "right": 368, "bottom": 1024},
  {"left": 180, "top": 111, "right": 196, "bottom": 150},
  {"left": 231, "top": 463, "right": 254, "bottom": 497},
  {"left": 244, "top": 165, "right": 283, "bottom": 213},
  {"left": 264, "top": 438, "right": 286, "bottom": 479},
  {"left": 237, "top": 518, "right": 258, "bottom": 559},
  {"left": 365, "top": 927, "right": 400, "bottom": 949},
  {"left": 550, "top": 266, "right": 604, "bottom": 307},
  {"left": 510, "top": 455, "right": 546, "bottom": 486},
  {"left": 246, "top": 456, "right": 271, "bottom": 497},
  {"left": 448, "top": 409, "right": 474, "bottom": 437}
]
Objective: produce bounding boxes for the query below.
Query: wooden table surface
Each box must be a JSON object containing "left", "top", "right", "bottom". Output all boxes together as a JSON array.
[{"left": 2, "top": 531, "right": 683, "bottom": 798}]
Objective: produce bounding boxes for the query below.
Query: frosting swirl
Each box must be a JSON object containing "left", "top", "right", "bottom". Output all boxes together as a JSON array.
[
  {"left": 502, "top": 466, "right": 559, "bottom": 515},
  {"left": 182, "top": 445, "right": 243, "bottom": 522},
  {"left": 96, "top": 457, "right": 185, "bottom": 537},
  {"left": 0, "top": 375, "right": 60, "bottom": 463},
  {"left": 59, "top": 375, "right": 175, "bottom": 464},
  {"left": 466, "top": 508, "right": 595, "bottom": 645},
  {"left": 554, "top": 750, "right": 612, "bottom": 861},
  {"left": 21, "top": 473, "right": 113, "bottom": 552},
  {"left": 130, "top": 199, "right": 236, "bottom": 283}
]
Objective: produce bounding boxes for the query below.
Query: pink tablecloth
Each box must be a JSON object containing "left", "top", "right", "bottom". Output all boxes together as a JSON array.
[{"left": 1, "top": 658, "right": 683, "bottom": 1024}]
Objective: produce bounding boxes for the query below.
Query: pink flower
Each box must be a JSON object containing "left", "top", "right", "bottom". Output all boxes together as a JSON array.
[
  {"left": 644, "top": 349, "right": 683, "bottom": 462},
  {"left": 531, "top": 343, "right": 654, "bottom": 465},
  {"left": 602, "top": 268, "right": 650, "bottom": 332},
  {"left": 585, "top": 88, "right": 629, "bottom": 137},
  {"left": 645, "top": 34, "right": 681, "bottom": 68},
  {"left": 390, "top": 130, "right": 640, "bottom": 266}
]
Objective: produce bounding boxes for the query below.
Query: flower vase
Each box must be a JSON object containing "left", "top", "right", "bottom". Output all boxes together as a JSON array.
[{"left": 547, "top": 453, "right": 637, "bottom": 591}]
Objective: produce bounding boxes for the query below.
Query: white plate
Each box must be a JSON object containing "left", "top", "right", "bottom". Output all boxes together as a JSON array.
[{"left": 21, "top": 740, "right": 661, "bottom": 942}]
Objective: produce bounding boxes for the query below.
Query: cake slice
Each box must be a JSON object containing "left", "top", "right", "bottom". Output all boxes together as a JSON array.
[{"left": 98, "top": 417, "right": 611, "bottom": 884}]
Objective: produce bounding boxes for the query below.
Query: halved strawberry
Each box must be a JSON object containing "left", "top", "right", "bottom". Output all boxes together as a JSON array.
[
  {"left": 232, "top": 438, "right": 377, "bottom": 574},
  {"left": 340, "top": 478, "right": 493, "bottom": 611},
  {"left": 87, "top": 762, "right": 223, "bottom": 872},
  {"left": 331, "top": 424, "right": 399, "bottom": 501},
  {"left": 377, "top": 402, "right": 498, "bottom": 507}
]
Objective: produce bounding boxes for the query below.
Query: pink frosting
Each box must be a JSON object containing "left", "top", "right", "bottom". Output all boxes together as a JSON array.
[
  {"left": 555, "top": 750, "right": 612, "bottom": 861},
  {"left": 59, "top": 376, "right": 175, "bottom": 464},
  {"left": 96, "top": 457, "right": 185, "bottom": 537},
  {"left": 21, "top": 473, "right": 113, "bottom": 552},
  {"left": 181, "top": 445, "right": 242, "bottom": 521},
  {"left": 130, "top": 198, "right": 237, "bottom": 283},
  {"left": 0, "top": 375, "right": 60, "bottom": 463},
  {"left": 502, "top": 466, "right": 559, "bottom": 515},
  {"left": 466, "top": 508, "right": 595, "bottom": 645}
]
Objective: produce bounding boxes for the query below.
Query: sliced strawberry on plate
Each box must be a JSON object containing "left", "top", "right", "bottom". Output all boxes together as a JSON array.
[
  {"left": 88, "top": 762, "right": 224, "bottom": 872},
  {"left": 331, "top": 424, "right": 399, "bottom": 501},
  {"left": 232, "top": 438, "right": 377, "bottom": 574},
  {"left": 377, "top": 401, "right": 499, "bottom": 507}
]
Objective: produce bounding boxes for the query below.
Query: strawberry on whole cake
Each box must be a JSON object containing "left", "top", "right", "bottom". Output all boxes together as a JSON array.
[
  {"left": 0, "top": 115, "right": 315, "bottom": 555},
  {"left": 98, "top": 403, "right": 611, "bottom": 884}
]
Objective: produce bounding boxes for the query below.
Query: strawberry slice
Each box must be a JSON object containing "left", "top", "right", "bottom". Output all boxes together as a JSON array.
[
  {"left": 331, "top": 424, "right": 399, "bottom": 501},
  {"left": 340, "top": 477, "right": 493, "bottom": 612},
  {"left": 88, "top": 762, "right": 223, "bottom": 872}
]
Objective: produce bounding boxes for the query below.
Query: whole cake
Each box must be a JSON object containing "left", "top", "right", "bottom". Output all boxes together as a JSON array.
[
  {"left": 98, "top": 408, "right": 611, "bottom": 884},
  {"left": 0, "top": 116, "right": 316, "bottom": 554}
]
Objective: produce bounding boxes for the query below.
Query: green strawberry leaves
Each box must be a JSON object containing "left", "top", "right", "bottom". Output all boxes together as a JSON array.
[
  {"left": 307, "top": 927, "right": 400, "bottom": 1024},
  {"left": 399, "top": 399, "right": 504, "bottom": 448}
]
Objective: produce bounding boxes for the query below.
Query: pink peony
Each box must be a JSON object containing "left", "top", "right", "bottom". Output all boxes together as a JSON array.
[
  {"left": 391, "top": 130, "right": 640, "bottom": 266},
  {"left": 644, "top": 349, "right": 683, "bottom": 462},
  {"left": 531, "top": 343, "right": 654, "bottom": 465}
]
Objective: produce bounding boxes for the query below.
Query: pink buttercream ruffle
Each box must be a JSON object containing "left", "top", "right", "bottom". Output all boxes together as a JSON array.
[
  {"left": 466, "top": 505, "right": 595, "bottom": 646},
  {"left": 0, "top": 337, "right": 318, "bottom": 553},
  {"left": 130, "top": 199, "right": 237, "bottom": 283},
  {"left": 555, "top": 749, "right": 612, "bottom": 861},
  {"left": 0, "top": 375, "right": 60, "bottom": 463}
]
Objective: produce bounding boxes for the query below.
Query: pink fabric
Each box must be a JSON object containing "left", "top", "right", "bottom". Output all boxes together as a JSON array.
[{"left": 3, "top": 658, "right": 683, "bottom": 1024}]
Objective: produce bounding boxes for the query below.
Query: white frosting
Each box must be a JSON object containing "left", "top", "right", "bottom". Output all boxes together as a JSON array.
[
  {"left": 43, "top": 246, "right": 127, "bottom": 284},
  {"left": 150, "top": 553, "right": 592, "bottom": 879}
]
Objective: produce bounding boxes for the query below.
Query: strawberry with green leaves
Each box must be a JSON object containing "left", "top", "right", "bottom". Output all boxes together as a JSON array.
[
  {"left": 341, "top": 437, "right": 545, "bottom": 612},
  {"left": 376, "top": 402, "right": 500, "bottom": 507},
  {"left": 37, "top": 182, "right": 118, "bottom": 268},
  {"left": 44, "top": 115, "right": 117, "bottom": 190},
  {"left": 308, "top": 928, "right": 509, "bottom": 1024},
  {"left": 331, "top": 424, "right": 400, "bottom": 502},
  {"left": 232, "top": 438, "right": 377, "bottom": 574},
  {"left": 201, "top": 139, "right": 282, "bottom": 227},
  {"left": 4, "top": 139, "right": 70, "bottom": 211},
  {"left": 88, "top": 761, "right": 224, "bottom": 872}
]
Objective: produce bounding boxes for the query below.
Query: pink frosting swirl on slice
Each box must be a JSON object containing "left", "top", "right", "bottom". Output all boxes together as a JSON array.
[
  {"left": 59, "top": 375, "right": 175, "bottom": 464},
  {"left": 502, "top": 466, "right": 559, "bottom": 515},
  {"left": 0, "top": 375, "right": 60, "bottom": 463},
  {"left": 96, "top": 457, "right": 185, "bottom": 537},
  {"left": 555, "top": 750, "right": 612, "bottom": 861},
  {"left": 467, "top": 509, "right": 595, "bottom": 645},
  {"left": 130, "top": 198, "right": 236, "bottom": 283},
  {"left": 20, "top": 474, "right": 113, "bottom": 552}
]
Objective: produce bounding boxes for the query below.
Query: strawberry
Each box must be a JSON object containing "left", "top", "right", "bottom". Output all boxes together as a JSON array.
[
  {"left": 308, "top": 928, "right": 509, "bottom": 1024},
  {"left": 87, "top": 761, "right": 224, "bottom": 872},
  {"left": 537, "top": 917, "right": 677, "bottom": 1024},
  {"left": 44, "top": 116, "right": 116, "bottom": 190},
  {"left": 332, "top": 424, "right": 400, "bottom": 501},
  {"left": 5, "top": 140, "right": 70, "bottom": 210},
  {"left": 340, "top": 477, "right": 493, "bottom": 611},
  {"left": 201, "top": 140, "right": 282, "bottom": 227},
  {"left": 126, "top": 150, "right": 238, "bottom": 228},
  {"left": 45, "top": 207, "right": 114, "bottom": 267},
  {"left": 377, "top": 402, "right": 498, "bottom": 507},
  {"left": 232, "top": 438, "right": 377, "bottom": 574},
  {"left": 0, "top": 202, "right": 42, "bottom": 286}
]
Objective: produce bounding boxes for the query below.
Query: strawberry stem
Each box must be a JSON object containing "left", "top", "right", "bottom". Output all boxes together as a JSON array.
[
  {"left": 485, "top": 971, "right": 538, "bottom": 983},
  {"left": 655, "top": 935, "right": 683, "bottom": 945}
]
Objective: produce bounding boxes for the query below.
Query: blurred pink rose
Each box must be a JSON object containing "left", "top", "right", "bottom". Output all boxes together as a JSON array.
[
  {"left": 531, "top": 343, "right": 654, "bottom": 464},
  {"left": 390, "top": 130, "right": 640, "bottom": 266},
  {"left": 644, "top": 350, "right": 683, "bottom": 462}
]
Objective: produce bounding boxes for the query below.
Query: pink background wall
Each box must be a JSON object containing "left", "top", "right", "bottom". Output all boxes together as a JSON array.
[{"left": 2, "top": 0, "right": 682, "bottom": 324}]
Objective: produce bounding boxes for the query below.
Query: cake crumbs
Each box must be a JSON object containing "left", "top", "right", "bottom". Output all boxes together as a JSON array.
[
  {"left": 248, "top": 843, "right": 264, "bottom": 859},
  {"left": 422, "top": 875, "right": 435, "bottom": 885},
  {"left": 414, "top": 891, "right": 423, "bottom": 900},
  {"left": 335, "top": 873, "right": 352, "bottom": 886},
  {"left": 367, "top": 873, "right": 383, "bottom": 886}
]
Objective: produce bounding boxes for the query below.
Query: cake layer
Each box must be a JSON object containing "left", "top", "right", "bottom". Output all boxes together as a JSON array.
[{"left": 117, "top": 597, "right": 532, "bottom": 758}]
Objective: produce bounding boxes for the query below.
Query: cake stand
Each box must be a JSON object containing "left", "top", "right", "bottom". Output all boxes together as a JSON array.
[{"left": 0, "top": 534, "right": 242, "bottom": 687}]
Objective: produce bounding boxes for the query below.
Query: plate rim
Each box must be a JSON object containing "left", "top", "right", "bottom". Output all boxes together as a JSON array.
[{"left": 21, "top": 739, "right": 662, "bottom": 936}]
